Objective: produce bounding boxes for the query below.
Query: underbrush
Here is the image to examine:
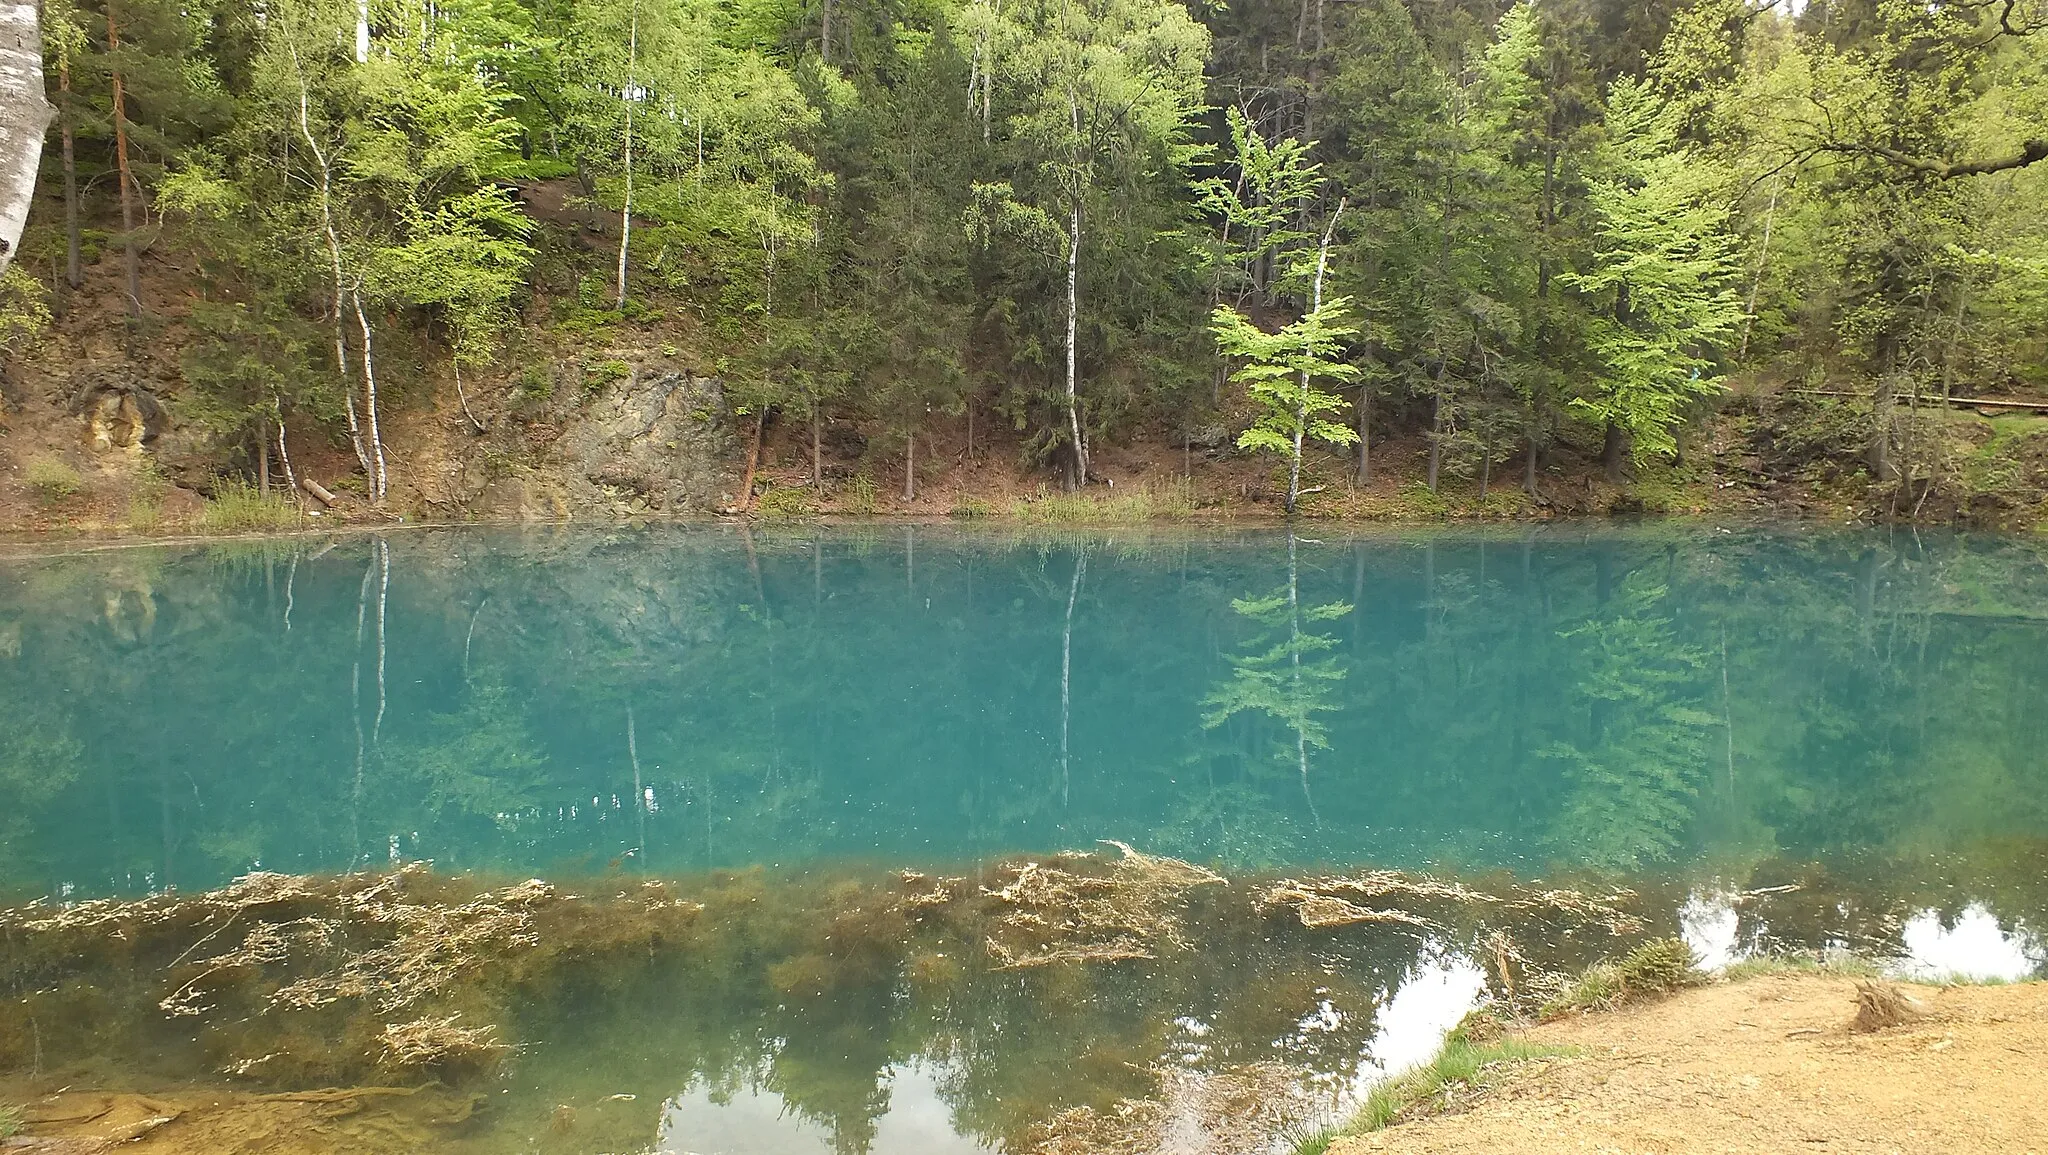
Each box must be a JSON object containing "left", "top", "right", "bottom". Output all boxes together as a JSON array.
[
  {"left": 0, "top": 1103, "right": 22, "bottom": 1138},
  {"left": 753, "top": 483, "right": 819, "bottom": 522},
  {"left": 1008, "top": 478, "right": 1197, "bottom": 524},
  {"left": 1539, "top": 937, "right": 1701, "bottom": 1018},
  {"left": 199, "top": 480, "right": 303, "bottom": 533},
  {"left": 25, "top": 458, "right": 81, "bottom": 503}
]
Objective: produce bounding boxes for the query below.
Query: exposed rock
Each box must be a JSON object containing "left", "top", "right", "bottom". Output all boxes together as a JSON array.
[
  {"left": 445, "top": 365, "right": 733, "bottom": 519},
  {"left": 66, "top": 369, "right": 167, "bottom": 457}
]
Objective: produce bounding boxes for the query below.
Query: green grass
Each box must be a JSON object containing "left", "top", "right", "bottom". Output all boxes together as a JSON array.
[
  {"left": 1540, "top": 937, "right": 1702, "bottom": 1019},
  {"left": 1721, "top": 951, "right": 2027, "bottom": 987},
  {"left": 199, "top": 480, "right": 304, "bottom": 534},
  {"left": 25, "top": 457, "right": 82, "bottom": 503},
  {"left": 841, "top": 472, "right": 880, "bottom": 515},
  {"left": 753, "top": 484, "right": 819, "bottom": 522},
  {"left": 1008, "top": 478, "right": 1196, "bottom": 524},
  {"left": 1721, "top": 951, "right": 1883, "bottom": 983},
  {"left": 1292, "top": 1030, "right": 1575, "bottom": 1153},
  {"left": 0, "top": 1103, "right": 23, "bottom": 1138}
]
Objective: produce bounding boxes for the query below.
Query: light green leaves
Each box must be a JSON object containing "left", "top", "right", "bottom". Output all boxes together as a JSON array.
[
  {"left": 1210, "top": 298, "right": 1363, "bottom": 456},
  {"left": 1561, "top": 79, "right": 1745, "bottom": 464}
]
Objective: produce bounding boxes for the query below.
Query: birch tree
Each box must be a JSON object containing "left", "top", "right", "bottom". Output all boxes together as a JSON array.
[
  {"left": 0, "top": 0, "right": 54, "bottom": 278},
  {"left": 970, "top": 0, "right": 1207, "bottom": 488}
]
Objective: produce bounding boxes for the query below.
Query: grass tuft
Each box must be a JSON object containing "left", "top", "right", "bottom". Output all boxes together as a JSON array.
[
  {"left": 0, "top": 1103, "right": 22, "bottom": 1139},
  {"left": 1009, "top": 478, "right": 1196, "bottom": 524},
  {"left": 199, "top": 480, "right": 303, "bottom": 534},
  {"left": 1721, "top": 951, "right": 1881, "bottom": 983},
  {"left": 1540, "top": 937, "right": 1701, "bottom": 1019},
  {"left": 753, "top": 484, "right": 818, "bottom": 523},
  {"left": 1292, "top": 1025, "right": 1574, "bottom": 1153},
  {"left": 25, "top": 457, "right": 82, "bottom": 503}
]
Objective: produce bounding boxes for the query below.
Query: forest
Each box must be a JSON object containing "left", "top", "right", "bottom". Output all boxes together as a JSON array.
[{"left": 3, "top": 0, "right": 2047, "bottom": 511}]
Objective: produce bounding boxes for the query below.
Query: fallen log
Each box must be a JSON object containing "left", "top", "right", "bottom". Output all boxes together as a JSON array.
[{"left": 301, "top": 477, "right": 338, "bottom": 506}]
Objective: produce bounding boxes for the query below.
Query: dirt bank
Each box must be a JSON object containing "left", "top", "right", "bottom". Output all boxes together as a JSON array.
[{"left": 1333, "top": 974, "right": 2048, "bottom": 1155}]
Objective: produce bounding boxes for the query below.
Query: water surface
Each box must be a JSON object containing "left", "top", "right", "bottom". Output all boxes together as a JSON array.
[{"left": 3, "top": 524, "right": 2045, "bottom": 1152}]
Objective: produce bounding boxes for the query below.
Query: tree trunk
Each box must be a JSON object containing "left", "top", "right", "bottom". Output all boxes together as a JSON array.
[
  {"left": 820, "top": 0, "right": 833, "bottom": 64},
  {"left": 276, "top": 414, "right": 299, "bottom": 498},
  {"left": 615, "top": 0, "right": 638, "bottom": 309},
  {"left": 353, "top": 290, "right": 388, "bottom": 502},
  {"left": 811, "top": 401, "right": 822, "bottom": 483},
  {"left": 1601, "top": 421, "right": 1626, "bottom": 483},
  {"left": 1288, "top": 200, "right": 1344, "bottom": 515},
  {"left": 1065, "top": 192, "right": 1087, "bottom": 489},
  {"left": 1868, "top": 372, "right": 1899, "bottom": 483},
  {"left": 0, "top": 0, "right": 54, "bottom": 278},
  {"left": 1356, "top": 382, "right": 1371, "bottom": 484},
  {"left": 108, "top": 3, "right": 141, "bottom": 315},
  {"left": 288, "top": 43, "right": 372, "bottom": 482},
  {"left": 58, "top": 41, "right": 80, "bottom": 289},
  {"left": 1426, "top": 376, "right": 1444, "bottom": 492},
  {"left": 738, "top": 408, "right": 765, "bottom": 510},
  {"left": 452, "top": 357, "right": 485, "bottom": 432},
  {"left": 1524, "top": 431, "right": 1539, "bottom": 497},
  {"left": 902, "top": 429, "right": 916, "bottom": 501},
  {"left": 257, "top": 417, "right": 271, "bottom": 496}
]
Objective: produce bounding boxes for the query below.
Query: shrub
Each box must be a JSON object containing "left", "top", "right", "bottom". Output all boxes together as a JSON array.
[
  {"left": 199, "top": 480, "right": 303, "bottom": 534},
  {"left": 949, "top": 496, "right": 996, "bottom": 519},
  {"left": 754, "top": 484, "right": 818, "bottom": 522},
  {"left": 842, "top": 472, "right": 880, "bottom": 515},
  {"left": 25, "top": 458, "right": 82, "bottom": 502},
  {"left": 1541, "top": 937, "right": 1701, "bottom": 1018},
  {"left": 582, "top": 359, "right": 631, "bottom": 397}
]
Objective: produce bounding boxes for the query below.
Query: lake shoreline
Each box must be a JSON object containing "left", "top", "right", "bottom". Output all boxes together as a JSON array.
[
  {"left": 0, "top": 504, "right": 1920, "bottom": 556},
  {"left": 1318, "top": 971, "right": 2048, "bottom": 1154}
]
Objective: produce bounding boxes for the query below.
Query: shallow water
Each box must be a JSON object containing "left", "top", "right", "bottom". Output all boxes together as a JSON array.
[{"left": 2, "top": 524, "right": 2046, "bottom": 1152}]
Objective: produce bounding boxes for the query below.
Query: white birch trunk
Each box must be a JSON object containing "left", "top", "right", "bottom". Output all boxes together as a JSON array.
[
  {"left": 616, "top": 0, "right": 637, "bottom": 308},
  {"left": 1065, "top": 196, "right": 1086, "bottom": 488},
  {"left": 1288, "top": 199, "right": 1343, "bottom": 513},
  {"left": 353, "top": 291, "right": 388, "bottom": 501},
  {"left": 0, "top": 1, "right": 55, "bottom": 278}
]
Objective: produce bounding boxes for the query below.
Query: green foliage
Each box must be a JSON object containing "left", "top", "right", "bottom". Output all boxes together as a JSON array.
[
  {"left": 1007, "top": 479, "right": 1196, "bottom": 524},
  {"left": 25, "top": 459, "right": 82, "bottom": 502},
  {"left": 199, "top": 481, "right": 304, "bottom": 534},
  {"left": 1561, "top": 80, "right": 1745, "bottom": 465},
  {"left": 1212, "top": 299, "right": 1362, "bottom": 458},
  {"left": 1542, "top": 938, "right": 1702, "bottom": 1017},
  {"left": 841, "top": 472, "right": 879, "bottom": 515},
  {"left": 25, "top": 0, "right": 2048, "bottom": 504},
  {"left": 753, "top": 484, "right": 819, "bottom": 522},
  {"left": 0, "top": 268, "right": 51, "bottom": 360},
  {"left": 582, "top": 359, "right": 631, "bottom": 396},
  {"left": 0, "top": 1102, "right": 22, "bottom": 1138}
]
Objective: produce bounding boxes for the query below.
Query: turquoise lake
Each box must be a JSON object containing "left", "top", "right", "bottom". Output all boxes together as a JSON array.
[{"left": 2, "top": 524, "right": 2044, "bottom": 1153}]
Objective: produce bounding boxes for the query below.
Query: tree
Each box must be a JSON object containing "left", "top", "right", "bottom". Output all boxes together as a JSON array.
[
  {"left": 0, "top": 0, "right": 54, "bottom": 277},
  {"left": 1561, "top": 79, "right": 1745, "bottom": 474},
  {"left": 971, "top": 0, "right": 1208, "bottom": 487},
  {"left": 1211, "top": 203, "right": 1360, "bottom": 515}
]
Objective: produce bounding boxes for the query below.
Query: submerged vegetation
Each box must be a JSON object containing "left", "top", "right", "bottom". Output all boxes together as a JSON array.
[{"left": 0, "top": 851, "right": 1688, "bottom": 1152}]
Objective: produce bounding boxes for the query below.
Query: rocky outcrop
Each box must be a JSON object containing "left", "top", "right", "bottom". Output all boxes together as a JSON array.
[{"left": 422, "top": 363, "right": 736, "bottom": 520}]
